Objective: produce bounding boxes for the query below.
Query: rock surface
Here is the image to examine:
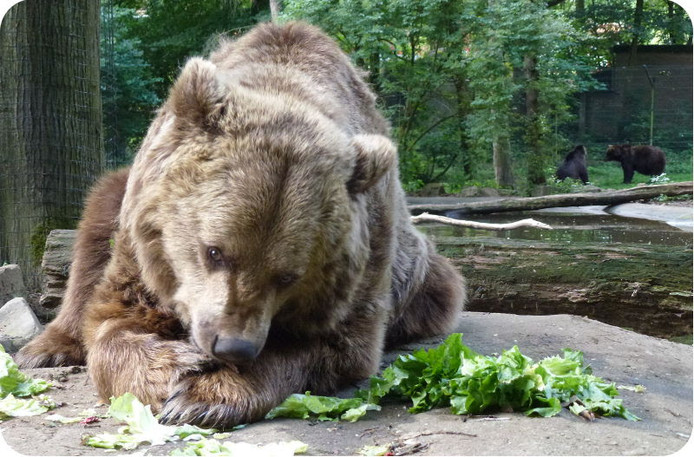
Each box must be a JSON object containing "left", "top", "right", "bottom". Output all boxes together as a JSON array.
[
  {"left": 0, "top": 297, "right": 43, "bottom": 352},
  {"left": 0, "top": 264, "right": 26, "bottom": 305},
  {"left": 0, "top": 312, "right": 691, "bottom": 456}
]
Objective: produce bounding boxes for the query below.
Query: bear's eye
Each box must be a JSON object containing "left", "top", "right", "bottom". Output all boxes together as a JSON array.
[
  {"left": 207, "top": 246, "right": 225, "bottom": 265},
  {"left": 275, "top": 273, "right": 298, "bottom": 288}
]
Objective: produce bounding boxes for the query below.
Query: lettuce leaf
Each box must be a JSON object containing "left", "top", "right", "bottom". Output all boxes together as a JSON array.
[
  {"left": 0, "top": 344, "right": 54, "bottom": 419},
  {"left": 84, "top": 392, "right": 216, "bottom": 450},
  {"left": 361, "top": 334, "right": 639, "bottom": 420},
  {"left": 265, "top": 392, "right": 380, "bottom": 422},
  {"left": 268, "top": 334, "right": 639, "bottom": 422},
  {"left": 0, "top": 345, "right": 51, "bottom": 398},
  {"left": 170, "top": 438, "right": 308, "bottom": 456}
]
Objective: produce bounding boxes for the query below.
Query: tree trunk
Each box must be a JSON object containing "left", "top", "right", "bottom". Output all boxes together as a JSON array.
[
  {"left": 408, "top": 182, "right": 693, "bottom": 214},
  {"left": 493, "top": 135, "right": 514, "bottom": 188},
  {"left": 628, "top": 0, "right": 645, "bottom": 65},
  {"left": 269, "top": 0, "right": 281, "bottom": 21},
  {"left": 524, "top": 54, "right": 545, "bottom": 186},
  {"left": 0, "top": 0, "right": 103, "bottom": 289}
]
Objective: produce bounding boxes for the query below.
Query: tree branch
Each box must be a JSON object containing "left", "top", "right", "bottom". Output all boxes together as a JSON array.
[{"left": 411, "top": 212, "right": 553, "bottom": 231}]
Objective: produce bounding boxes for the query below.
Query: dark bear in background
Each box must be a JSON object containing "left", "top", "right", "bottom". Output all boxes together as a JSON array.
[
  {"left": 556, "top": 145, "right": 589, "bottom": 184},
  {"left": 605, "top": 144, "right": 666, "bottom": 183}
]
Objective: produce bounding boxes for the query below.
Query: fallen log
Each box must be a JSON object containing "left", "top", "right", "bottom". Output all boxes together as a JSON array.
[
  {"left": 408, "top": 182, "right": 693, "bottom": 215},
  {"left": 37, "top": 227, "right": 692, "bottom": 341},
  {"left": 39, "top": 230, "right": 76, "bottom": 315},
  {"left": 430, "top": 234, "right": 692, "bottom": 341}
]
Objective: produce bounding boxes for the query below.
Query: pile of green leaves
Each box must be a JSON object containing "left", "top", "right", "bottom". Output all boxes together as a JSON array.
[
  {"left": 0, "top": 345, "right": 53, "bottom": 419},
  {"left": 267, "top": 334, "right": 639, "bottom": 422}
]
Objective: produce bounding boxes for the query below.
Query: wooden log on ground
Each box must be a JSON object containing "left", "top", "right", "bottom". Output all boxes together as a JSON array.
[
  {"left": 430, "top": 234, "right": 692, "bottom": 342},
  {"left": 408, "top": 182, "right": 693, "bottom": 215},
  {"left": 38, "top": 227, "right": 692, "bottom": 341},
  {"left": 39, "top": 229, "right": 76, "bottom": 314}
]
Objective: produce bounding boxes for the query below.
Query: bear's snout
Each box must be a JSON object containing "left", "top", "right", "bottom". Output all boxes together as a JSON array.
[{"left": 211, "top": 336, "right": 260, "bottom": 364}]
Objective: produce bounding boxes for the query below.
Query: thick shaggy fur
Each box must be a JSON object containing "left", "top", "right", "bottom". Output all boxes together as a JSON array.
[
  {"left": 556, "top": 145, "right": 589, "bottom": 184},
  {"left": 16, "top": 22, "right": 465, "bottom": 428},
  {"left": 605, "top": 144, "right": 666, "bottom": 183}
]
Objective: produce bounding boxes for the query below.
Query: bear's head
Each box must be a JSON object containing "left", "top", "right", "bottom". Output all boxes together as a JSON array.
[
  {"left": 119, "top": 57, "right": 397, "bottom": 366},
  {"left": 605, "top": 144, "right": 629, "bottom": 162}
]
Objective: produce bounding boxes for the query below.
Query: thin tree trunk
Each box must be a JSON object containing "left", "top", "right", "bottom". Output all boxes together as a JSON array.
[
  {"left": 0, "top": 0, "right": 103, "bottom": 289},
  {"left": 524, "top": 54, "right": 544, "bottom": 186},
  {"left": 269, "top": 0, "right": 281, "bottom": 21},
  {"left": 492, "top": 135, "right": 514, "bottom": 188},
  {"left": 628, "top": 0, "right": 645, "bottom": 65}
]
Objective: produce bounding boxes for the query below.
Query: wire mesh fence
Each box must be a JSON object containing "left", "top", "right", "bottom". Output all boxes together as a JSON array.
[{"left": 581, "top": 63, "right": 693, "bottom": 155}]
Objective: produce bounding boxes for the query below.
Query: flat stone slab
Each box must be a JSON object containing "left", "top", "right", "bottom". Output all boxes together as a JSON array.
[
  {"left": 607, "top": 202, "right": 693, "bottom": 232},
  {"left": 0, "top": 312, "right": 691, "bottom": 455}
]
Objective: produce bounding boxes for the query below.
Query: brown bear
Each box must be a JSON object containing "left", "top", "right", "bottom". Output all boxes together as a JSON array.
[
  {"left": 556, "top": 145, "right": 589, "bottom": 184},
  {"left": 605, "top": 144, "right": 666, "bottom": 183},
  {"left": 16, "top": 22, "right": 466, "bottom": 428}
]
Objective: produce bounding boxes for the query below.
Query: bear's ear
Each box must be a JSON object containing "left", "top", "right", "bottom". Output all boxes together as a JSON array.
[
  {"left": 168, "top": 57, "right": 227, "bottom": 131},
  {"left": 347, "top": 134, "right": 397, "bottom": 194}
]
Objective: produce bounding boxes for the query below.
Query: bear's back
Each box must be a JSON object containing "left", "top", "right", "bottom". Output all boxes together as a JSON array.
[{"left": 209, "top": 22, "right": 389, "bottom": 136}]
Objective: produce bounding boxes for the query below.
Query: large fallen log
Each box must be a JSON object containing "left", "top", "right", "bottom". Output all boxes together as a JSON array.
[
  {"left": 37, "top": 227, "right": 692, "bottom": 341},
  {"left": 408, "top": 181, "right": 693, "bottom": 215},
  {"left": 431, "top": 234, "right": 693, "bottom": 341}
]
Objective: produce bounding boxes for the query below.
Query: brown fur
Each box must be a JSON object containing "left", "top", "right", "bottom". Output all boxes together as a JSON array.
[
  {"left": 16, "top": 22, "right": 465, "bottom": 428},
  {"left": 15, "top": 168, "right": 129, "bottom": 367},
  {"left": 605, "top": 144, "right": 666, "bottom": 183}
]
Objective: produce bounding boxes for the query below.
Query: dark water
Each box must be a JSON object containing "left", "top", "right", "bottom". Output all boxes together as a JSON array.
[{"left": 422, "top": 210, "right": 693, "bottom": 247}]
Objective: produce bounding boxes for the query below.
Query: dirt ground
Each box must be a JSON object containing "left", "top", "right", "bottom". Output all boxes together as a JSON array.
[{"left": 1, "top": 311, "right": 691, "bottom": 456}]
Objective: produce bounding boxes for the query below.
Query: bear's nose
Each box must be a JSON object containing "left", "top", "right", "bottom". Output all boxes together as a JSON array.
[{"left": 212, "top": 336, "right": 259, "bottom": 364}]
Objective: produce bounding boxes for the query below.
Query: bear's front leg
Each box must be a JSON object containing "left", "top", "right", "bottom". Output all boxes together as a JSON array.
[
  {"left": 86, "top": 310, "right": 212, "bottom": 410},
  {"left": 158, "top": 328, "right": 382, "bottom": 428}
]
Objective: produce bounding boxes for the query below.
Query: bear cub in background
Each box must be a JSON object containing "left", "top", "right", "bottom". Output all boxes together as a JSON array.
[{"left": 16, "top": 22, "right": 466, "bottom": 428}]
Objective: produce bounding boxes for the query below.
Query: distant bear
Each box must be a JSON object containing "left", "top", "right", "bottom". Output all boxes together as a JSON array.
[
  {"left": 16, "top": 22, "right": 466, "bottom": 428},
  {"left": 605, "top": 144, "right": 666, "bottom": 183},
  {"left": 556, "top": 145, "right": 589, "bottom": 184}
]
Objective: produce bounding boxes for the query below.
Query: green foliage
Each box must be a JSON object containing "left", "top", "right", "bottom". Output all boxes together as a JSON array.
[
  {"left": 264, "top": 392, "right": 380, "bottom": 422},
  {"left": 0, "top": 345, "right": 54, "bottom": 419},
  {"left": 103, "top": 0, "right": 691, "bottom": 192},
  {"left": 282, "top": 0, "right": 601, "bottom": 190},
  {"left": 101, "top": 5, "right": 163, "bottom": 166},
  {"left": 267, "top": 334, "right": 640, "bottom": 422}
]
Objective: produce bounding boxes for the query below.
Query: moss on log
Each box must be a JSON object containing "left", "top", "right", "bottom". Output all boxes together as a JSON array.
[
  {"left": 431, "top": 235, "right": 692, "bottom": 341},
  {"left": 38, "top": 228, "right": 692, "bottom": 342}
]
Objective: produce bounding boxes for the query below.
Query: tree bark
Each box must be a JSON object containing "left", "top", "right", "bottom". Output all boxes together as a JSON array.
[
  {"left": 628, "top": 0, "right": 645, "bottom": 65},
  {"left": 435, "top": 235, "right": 692, "bottom": 341},
  {"left": 0, "top": 0, "right": 103, "bottom": 288},
  {"left": 408, "top": 182, "right": 693, "bottom": 215},
  {"left": 269, "top": 0, "right": 281, "bottom": 21},
  {"left": 524, "top": 54, "right": 545, "bottom": 186},
  {"left": 492, "top": 135, "right": 514, "bottom": 188}
]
